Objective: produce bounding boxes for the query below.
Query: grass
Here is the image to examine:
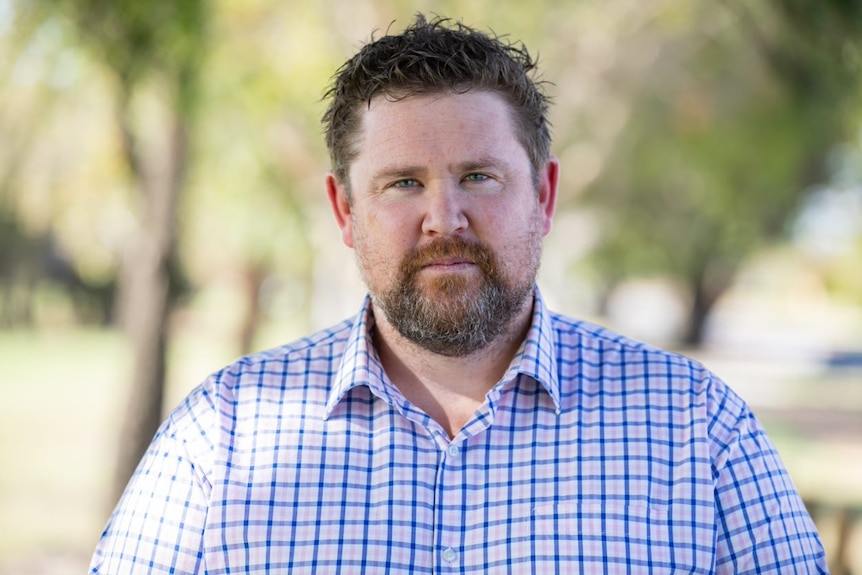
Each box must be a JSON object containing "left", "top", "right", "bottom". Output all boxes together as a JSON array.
[{"left": 0, "top": 328, "right": 127, "bottom": 567}]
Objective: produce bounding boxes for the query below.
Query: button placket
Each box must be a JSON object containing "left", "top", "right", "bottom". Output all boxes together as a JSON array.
[{"left": 436, "top": 440, "right": 464, "bottom": 570}]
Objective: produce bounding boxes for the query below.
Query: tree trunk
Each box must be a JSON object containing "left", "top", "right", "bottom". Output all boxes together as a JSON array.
[
  {"left": 682, "top": 278, "right": 712, "bottom": 347},
  {"left": 681, "top": 262, "right": 734, "bottom": 348},
  {"left": 111, "top": 99, "right": 188, "bottom": 506},
  {"left": 238, "top": 264, "right": 266, "bottom": 356}
]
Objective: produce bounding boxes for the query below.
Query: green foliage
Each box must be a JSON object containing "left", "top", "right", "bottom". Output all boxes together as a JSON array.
[
  {"left": 3, "top": 0, "right": 861, "bottom": 343},
  {"left": 42, "top": 0, "right": 207, "bottom": 105},
  {"left": 578, "top": 0, "right": 862, "bottom": 341}
]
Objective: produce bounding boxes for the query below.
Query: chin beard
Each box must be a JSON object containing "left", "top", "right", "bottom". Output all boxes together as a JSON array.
[{"left": 371, "top": 237, "right": 535, "bottom": 357}]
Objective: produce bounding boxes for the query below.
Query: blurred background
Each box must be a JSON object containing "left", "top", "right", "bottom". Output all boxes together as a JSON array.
[{"left": 0, "top": 0, "right": 860, "bottom": 573}]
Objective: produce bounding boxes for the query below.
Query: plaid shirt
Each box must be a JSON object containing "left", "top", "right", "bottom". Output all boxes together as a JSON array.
[{"left": 90, "top": 290, "right": 827, "bottom": 574}]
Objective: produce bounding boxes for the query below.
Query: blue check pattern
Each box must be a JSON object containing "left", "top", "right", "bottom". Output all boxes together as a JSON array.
[{"left": 90, "top": 289, "right": 828, "bottom": 574}]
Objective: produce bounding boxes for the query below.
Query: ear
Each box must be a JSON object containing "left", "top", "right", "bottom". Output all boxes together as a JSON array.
[
  {"left": 326, "top": 172, "right": 354, "bottom": 248},
  {"left": 537, "top": 156, "right": 559, "bottom": 236}
]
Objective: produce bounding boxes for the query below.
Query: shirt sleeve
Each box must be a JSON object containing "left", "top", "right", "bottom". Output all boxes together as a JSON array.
[
  {"left": 89, "top": 381, "right": 216, "bottom": 575},
  {"left": 707, "top": 374, "right": 828, "bottom": 574}
]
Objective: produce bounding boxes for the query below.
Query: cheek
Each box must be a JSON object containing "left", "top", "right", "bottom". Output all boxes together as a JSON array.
[
  {"left": 480, "top": 204, "right": 540, "bottom": 245},
  {"left": 368, "top": 206, "right": 419, "bottom": 250},
  {"left": 492, "top": 211, "right": 544, "bottom": 268},
  {"left": 352, "top": 212, "right": 409, "bottom": 273}
]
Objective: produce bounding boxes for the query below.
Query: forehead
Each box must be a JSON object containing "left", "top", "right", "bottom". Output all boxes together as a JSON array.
[
  {"left": 365, "top": 89, "right": 516, "bottom": 132},
  {"left": 349, "top": 91, "right": 526, "bottom": 175}
]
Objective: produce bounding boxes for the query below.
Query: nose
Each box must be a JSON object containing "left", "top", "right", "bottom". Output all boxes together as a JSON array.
[{"left": 421, "top": 180, "right": 469, "bottom": 237}]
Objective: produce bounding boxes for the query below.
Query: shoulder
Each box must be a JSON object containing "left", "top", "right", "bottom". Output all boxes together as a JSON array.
[
  {"left": 547, "top": 311, "right": 712, "bottom": 387},
  {"left": 212, "top": 318, "right": 354, "bottom": 394},
  {"left": 548, "top": 310, "right": 755, "bottom": 442},
  {"left": 166, "top": 318, "right": 356, "bottom": 432}
]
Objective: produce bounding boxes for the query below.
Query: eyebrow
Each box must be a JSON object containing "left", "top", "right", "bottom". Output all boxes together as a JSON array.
[
  {"left": 370, "top": 165, "right": 426, "bottom": 185},
  {"left": 370, "top": 156, "right": 512, "bottom": 184},
  {"left": 454, "top": 157, "right": 511, "bottom": 174}
]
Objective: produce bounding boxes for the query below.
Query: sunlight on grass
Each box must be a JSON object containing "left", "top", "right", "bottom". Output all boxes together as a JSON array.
[
  {"left": 0, "top": 328, "right": 129, "bottom": 562},
  {"left": 0, "top": 321, "right": 249, "bottom": 568}
]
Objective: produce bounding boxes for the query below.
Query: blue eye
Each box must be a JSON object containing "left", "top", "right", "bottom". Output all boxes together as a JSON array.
[
  {"left": 393, "top": 179, "right": 419, "bottom": 188},
  {"left": 464, "top": 173, "right": 489, "bottom": 182}
]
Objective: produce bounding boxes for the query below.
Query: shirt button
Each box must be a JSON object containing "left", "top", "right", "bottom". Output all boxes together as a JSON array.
[
  {"left": 442, "top": 547, "right": 457, "bottom": 564},
  {"left": 447, "top": 444, "right": 460, "bottom": 457}
]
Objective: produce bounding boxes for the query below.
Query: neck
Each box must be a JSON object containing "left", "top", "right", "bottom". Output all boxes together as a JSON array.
[{"left": 372, "top": 296, "right": 534, "bottom": 438}]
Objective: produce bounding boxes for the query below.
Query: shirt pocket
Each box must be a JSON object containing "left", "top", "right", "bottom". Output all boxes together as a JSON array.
[{"left": 531, "top": 501, "right": 678, "bottom": 568}]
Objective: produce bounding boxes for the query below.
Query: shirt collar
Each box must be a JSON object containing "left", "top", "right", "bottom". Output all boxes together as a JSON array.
[
  {"left": 499, "top": 288, "right": 562, "bottom": 413},
  {"left": 323, "top": 296, "right": 390, "bottom": 419},
  {"left": 324, "top": 288, "right": 561, "bottom": 419}
]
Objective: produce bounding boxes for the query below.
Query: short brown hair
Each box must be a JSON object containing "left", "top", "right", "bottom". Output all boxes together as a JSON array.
[{"left": 322, "top": 14, "right": 552, "bottom": 187}]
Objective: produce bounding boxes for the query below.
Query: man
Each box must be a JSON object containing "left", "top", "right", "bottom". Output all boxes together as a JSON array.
[{"left": 90, "top": 15, "right": 828, "bottom": 574}]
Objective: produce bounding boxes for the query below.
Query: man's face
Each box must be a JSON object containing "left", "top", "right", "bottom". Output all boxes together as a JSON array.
[{"left": 327, "top": 90, "right": 558, "bottom": 356}]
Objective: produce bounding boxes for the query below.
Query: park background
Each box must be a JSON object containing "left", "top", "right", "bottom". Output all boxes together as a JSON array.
[{"left": 1, "top": 0, "right": 861, "bottom": 572}]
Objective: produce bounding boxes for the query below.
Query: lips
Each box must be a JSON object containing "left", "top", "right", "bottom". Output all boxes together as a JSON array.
[{"left": 422, "top": 257, "right": 474, "bottom": 268}]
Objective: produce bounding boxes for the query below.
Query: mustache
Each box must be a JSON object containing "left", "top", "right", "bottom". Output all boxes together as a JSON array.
[{"left": 400, "top": 237, "right": 497, "bottom": 278}]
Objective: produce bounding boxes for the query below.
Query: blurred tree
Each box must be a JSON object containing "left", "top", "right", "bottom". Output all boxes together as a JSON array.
[
  {"left": 179, "top": 0, "right": 336, "bottom": 355},
  {"left": 18, "top": 0, "right": 209, "bottom": 501},
  {"left": 575, "top": 0, "right": 862, "bottom": 346}
]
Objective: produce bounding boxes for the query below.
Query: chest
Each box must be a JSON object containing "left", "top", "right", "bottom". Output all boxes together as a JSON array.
[{"left": 202, "top": 389, "right": 717, "bottom": 573}]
